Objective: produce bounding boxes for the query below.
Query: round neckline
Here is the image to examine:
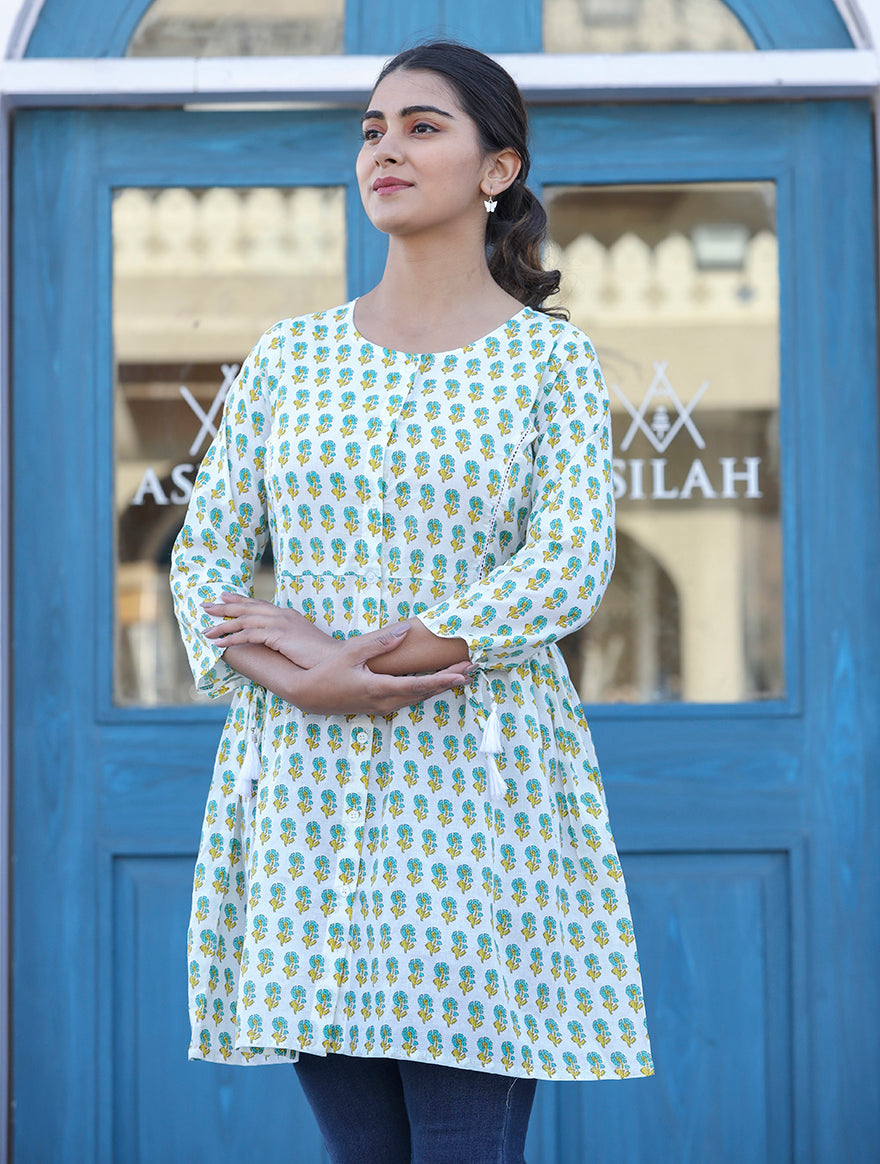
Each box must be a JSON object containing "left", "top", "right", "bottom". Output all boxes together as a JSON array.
[{"left": 347, "top": 297, "right": 533, "bottom": 359}]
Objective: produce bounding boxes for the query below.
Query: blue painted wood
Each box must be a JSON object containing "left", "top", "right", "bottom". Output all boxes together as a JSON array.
[
  {"left": 12, "top": 106, "right": 358, "bottom": 1164},
  {"left": 12, "top": 96, "right": 880, "bottom": 1164},
  {"left": 533, "top": 98, "right": 880, "bottom": 1162},
  {"left": 525, "top": 851, "right": 794, "bottom": 1163},
  {"left": 724, "top": 0, "right": 852, "bottom": 48},
  {"left": 26, "top": 0, "right": 152, "bottom": 57},
  {"left": 12, "top": 112, "right": 103, "bottom": 1163},
  {"left": 111, "top": 855, "right": 329, "bottom": 1162},
  {"left": 790, "top": 100, "right": 880, "bottom": 1164},
  {"left": 24, "top": 0, "right": 853, "bottom": 57},
  {"left": 345, "top": 0, "right": 541, "bottom": 55}
]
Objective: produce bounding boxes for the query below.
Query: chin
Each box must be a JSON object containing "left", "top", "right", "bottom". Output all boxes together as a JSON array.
[{"left": 367, "top": 211, "right": 420, "bottom": 236}]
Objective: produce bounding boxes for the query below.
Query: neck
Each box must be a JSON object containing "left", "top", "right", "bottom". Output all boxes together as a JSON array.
[
  {"left": 354, "top": 217, "right": 525, "bottom": 351},
  {"left": 372, "top": 227, "right": 498, "bottom": 320}
]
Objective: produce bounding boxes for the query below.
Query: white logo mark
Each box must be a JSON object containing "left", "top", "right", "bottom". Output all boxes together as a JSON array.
[
  {"left": 612, "top": 362, "right": 708, "bottom": 454},
  {"left": 179, "top": 363, "right": 240, "bottom": 457}
]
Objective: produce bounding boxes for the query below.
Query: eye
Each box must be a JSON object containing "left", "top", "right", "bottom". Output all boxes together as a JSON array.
[
  {"left": 362, "top": 126, "right": 383, "bottom": 142},
  {"left": 412, "top": 122, "right": 437, "bottom": 135}
]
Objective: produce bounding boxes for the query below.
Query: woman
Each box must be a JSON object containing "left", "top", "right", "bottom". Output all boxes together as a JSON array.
[{"left": 171, "top": 41, "right": 652, "bottom": 1164}]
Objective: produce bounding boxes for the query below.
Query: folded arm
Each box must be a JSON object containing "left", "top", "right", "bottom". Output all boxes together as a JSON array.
[{"left": 209, "top": 599, "right": 473, "bottom": 715}]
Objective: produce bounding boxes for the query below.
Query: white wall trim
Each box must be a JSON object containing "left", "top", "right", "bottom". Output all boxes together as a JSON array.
[
  {"left": 0, "top": 0, "right": 43, "bottom": 60},
  {"left": 835, "top": 0, "right": 875, "bottom": 47},
  {"left": 0, "top": 90, "right": 7, "bottom": 1164},
  {"left": 0, "top": 49, "right": 878, "bottom": 106}
]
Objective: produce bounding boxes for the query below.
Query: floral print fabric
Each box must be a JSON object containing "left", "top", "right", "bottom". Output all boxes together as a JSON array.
[{"left": 171, "top": 300, "right": 653, "bottom": 1080}]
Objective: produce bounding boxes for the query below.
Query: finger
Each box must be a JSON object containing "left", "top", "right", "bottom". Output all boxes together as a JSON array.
[
  {"left": 377, "top": 679, "right": 469, "bottom": 714},
  {"left": 411, "top": 671, "right": 475, "bottom": 697},
  {"left": 219, "top": 590, "right": 250, "bottom": 604},
  {"left": 206, "top": 627, "right": 271, "bottom": 648},
  {"left": 203, "top": 615, "right": 251, "bottom": 638},
  {"left": 446, "top": 662, "right": 476, "bottom": 678},
  {"left": 203, "top": 607, "right": 287, "bottom": 635},
  {"left": 345, "top": 626, "right": 410, "bottom": 662},
  {"left": 371, "top": 668, "right": 474, "bottom": 705},
  {"left": 202, "top": 596, "right": 266, "bottom": 615}
]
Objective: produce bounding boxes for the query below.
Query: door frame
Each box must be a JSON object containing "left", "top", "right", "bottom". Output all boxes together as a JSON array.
[
  {"left": 10, "top": 94, "right": 880, "bottom": 1164},
  {"left": 2, "top": 0, "right": 880, "bottom": 1158}
]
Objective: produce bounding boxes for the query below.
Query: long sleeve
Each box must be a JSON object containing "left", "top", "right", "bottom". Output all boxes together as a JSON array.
[
  {"left": 418, "top": 333, "right": 615, "bottom": 670},
  {"left": 170, "top": 331, "right": 273, "bottom": 697}
]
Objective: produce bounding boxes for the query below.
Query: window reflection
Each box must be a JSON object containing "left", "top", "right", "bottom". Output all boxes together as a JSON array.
[
  {"left": 546, "top": 183, "right": 783, "bottom": 703},
  {"left": 113, "top": 185, "right": 346, "bottom": 706},
  {"left": 127, "top": 0, "right": 344, "bottom": 57},
  {"left": 543, "top": 0, "right": 755, "bottom": 53}
]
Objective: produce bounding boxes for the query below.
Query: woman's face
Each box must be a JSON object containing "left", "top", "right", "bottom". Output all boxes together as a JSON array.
[{"left": 357, "top": 68, "right": 491, "bottom": 239}]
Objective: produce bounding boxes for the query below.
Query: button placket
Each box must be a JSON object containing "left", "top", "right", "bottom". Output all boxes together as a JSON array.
[
  {"left": 376, "top": 363, "right": 419, "bottom": 603},
  {"left": 317, "top": 353, "right": 422, "bottom": 1038}
]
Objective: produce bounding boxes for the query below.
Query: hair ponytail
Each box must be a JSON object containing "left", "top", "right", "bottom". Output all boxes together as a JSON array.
[
  {"left": 486, "top": 181, "right": 565, "bottom": 315},
  {"left": 372, "top": 41, "right": 569, "bottom": 319}
]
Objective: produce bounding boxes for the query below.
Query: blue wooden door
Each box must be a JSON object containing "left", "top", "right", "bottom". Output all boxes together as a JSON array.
[{"left": 12, "top": 96, "right": 879, "bottom": 1163}]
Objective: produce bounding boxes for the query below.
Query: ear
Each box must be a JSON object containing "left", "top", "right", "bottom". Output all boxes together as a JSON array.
[{"left": 481, "top": 148, "right": 522, "bottom": 196}]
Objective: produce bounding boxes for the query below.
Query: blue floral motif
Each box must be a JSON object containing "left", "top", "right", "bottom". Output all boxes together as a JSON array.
[{"left": 172, "top": 301, "right": 652, "bottom": 1079}]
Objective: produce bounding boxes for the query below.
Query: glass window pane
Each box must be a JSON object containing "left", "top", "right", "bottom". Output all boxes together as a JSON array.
[
  {"left": 127, "top": 0, "right": 344, "bottom": 57},
  {"left": 545, "top": 182, "right": 782, "bottom": 704},
  {"left": 544, "top": 0, "right": 756, "bottom": 53},
  {"left": 113, "top": 185, "right": 346, "bottom": 706}
]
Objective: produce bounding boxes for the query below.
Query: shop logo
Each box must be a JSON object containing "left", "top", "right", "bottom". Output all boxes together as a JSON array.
[
  {"left": 130, "top": 364, "right": 239, "bottom": 506},
  {"left": 614, "top": 362, "right": 708, "bottom": 454},
  {"left": 610, "top": 362, "right": 762, "bottom": 502},
  {"left": 180, "top": 363, "right": 240, "bottom": 457}
]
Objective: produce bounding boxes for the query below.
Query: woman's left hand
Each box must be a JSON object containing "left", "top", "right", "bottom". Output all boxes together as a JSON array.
[{"left": 202, "top": 592, "right": 341, "bottom": 669}]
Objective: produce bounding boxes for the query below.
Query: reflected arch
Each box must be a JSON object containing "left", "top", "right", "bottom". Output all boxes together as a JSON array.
[{"left": 559, "top": 529, "right": 683, "bottom": 703}]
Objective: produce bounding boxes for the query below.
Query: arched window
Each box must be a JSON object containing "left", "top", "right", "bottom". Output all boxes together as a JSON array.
[
  {"left": 127, "top": 0, "right": 344, "bottom": 57},
  {"left": 544, "top": 0, "right": 756, "bottom": 53}
]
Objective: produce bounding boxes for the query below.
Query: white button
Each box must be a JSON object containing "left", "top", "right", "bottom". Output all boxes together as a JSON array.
[{"left": 365, "top": 570, "right": 378, "bottom": 584}]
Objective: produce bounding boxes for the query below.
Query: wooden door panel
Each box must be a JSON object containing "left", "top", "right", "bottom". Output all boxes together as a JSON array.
[
  {"left": 529, "top": 850, "right": 792, "bottom": 1163},
  {"left": 110, "top": 855, "right": 327, "bottom": 1163},
  {"left": 14, "top": 102, "right": 880, "bottom": 1162}
]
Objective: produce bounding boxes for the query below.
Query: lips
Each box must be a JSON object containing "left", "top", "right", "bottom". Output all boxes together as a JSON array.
[{"left": 373, "top": 177, "right": 412, "bottom": 192}]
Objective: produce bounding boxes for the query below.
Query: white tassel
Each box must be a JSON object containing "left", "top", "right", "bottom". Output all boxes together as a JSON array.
[
  {"left": 479, "top": 701, "right": 507, "bottom": 803},
  {"left": 236, "top": 729, "right": 261, "bottom": 809}
]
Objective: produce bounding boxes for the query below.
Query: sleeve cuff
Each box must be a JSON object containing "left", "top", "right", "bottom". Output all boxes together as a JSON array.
[{"left": 415, "top": 607, "right": 492, "bottom": 670}]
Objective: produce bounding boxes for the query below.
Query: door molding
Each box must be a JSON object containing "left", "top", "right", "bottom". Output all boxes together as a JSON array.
[{"left": 0, "top": 49, "right": 878, "bottom": 107}]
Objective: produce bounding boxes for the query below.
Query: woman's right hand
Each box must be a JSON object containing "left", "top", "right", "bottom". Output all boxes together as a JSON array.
[
  {"left": 286, "top": 625, "right": 475, "bottom": 715},
  {"left": 202, "top": 593, "right": 342, "bottom": 670}
]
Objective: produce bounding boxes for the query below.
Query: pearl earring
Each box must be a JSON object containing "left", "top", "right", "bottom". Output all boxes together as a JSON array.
[{"left": 483, "top": 189, "right": 497, "bottom": 213}]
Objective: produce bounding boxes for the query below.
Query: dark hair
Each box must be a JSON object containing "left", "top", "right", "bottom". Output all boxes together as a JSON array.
[{"left": 372, "top": 42, "right": 568, "bottom": 318}]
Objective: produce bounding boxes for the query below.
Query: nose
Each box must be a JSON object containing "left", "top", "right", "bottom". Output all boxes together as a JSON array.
[{"left": 374, "top": 127, "right": 401, "bottom": 166}]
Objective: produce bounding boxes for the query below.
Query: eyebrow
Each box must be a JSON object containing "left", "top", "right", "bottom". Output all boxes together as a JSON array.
[{"left": 360, "top": 104, "right": 455, "bottom": 124}]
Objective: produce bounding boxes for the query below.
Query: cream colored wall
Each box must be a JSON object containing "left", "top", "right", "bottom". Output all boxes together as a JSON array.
[
  {"left": 543, "top": 0, "right": 757, "bottom": 52},
  {"left": 549, "top": 229, "right": 779, "bottom": 411},
  {"left": 126, "top": 0, "right": 344, "bottom": 56},
  {"left": 620, "top": 509, "right": 746, "bottom": 700},
  {"left": 113, "top": 186, "right": 346, "bottom": 361}
]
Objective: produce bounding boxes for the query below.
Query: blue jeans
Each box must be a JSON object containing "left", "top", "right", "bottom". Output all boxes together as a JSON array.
[{"left": 294, "top": 1053, "right": 537, "bottom": 1164}]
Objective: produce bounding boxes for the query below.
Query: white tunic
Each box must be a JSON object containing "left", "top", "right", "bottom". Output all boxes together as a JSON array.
[{"left": 171, "top": 300, "right": 653, "bottom": 1081}]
